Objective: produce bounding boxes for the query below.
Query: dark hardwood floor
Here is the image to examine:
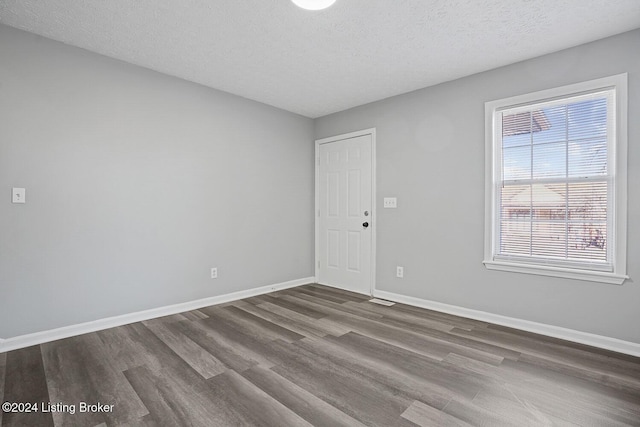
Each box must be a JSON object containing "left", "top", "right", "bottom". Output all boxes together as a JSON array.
[{"left": 1, "top": 284, "right": 639, "bottom": 426}]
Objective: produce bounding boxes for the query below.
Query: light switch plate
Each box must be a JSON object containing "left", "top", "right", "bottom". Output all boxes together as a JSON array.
[
  {"left": 12, "top": 188, "right": 26, "bottom": 204},
  {"left": 383, "top": 197, "right": 397, "bottom": 208}
]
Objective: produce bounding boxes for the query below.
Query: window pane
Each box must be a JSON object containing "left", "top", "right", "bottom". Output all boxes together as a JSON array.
[
  {"left": 568, "top": 223, "right": 607, "bottom": 261},
  {"left": 502, "top": 111, "right": 532, "bottom": 139},
  {"left": 532, "top": 142, "right": 566, "bottom": 179},
  {"left": 502, "top": 132, "right": 531, "bottom": 149},
  {"left": 503, "top": 145, "right": 531, "bottom": 180},
  {"left": 532, "top": 222, "right": 567, "bottom": 258},
  {"left": 498, "top": 182, "right": 609, "bottom": 263},
  {"left": 500, "top": 221, "right": 530, "bottom": 256},
  {"left": 500, "top": 184, "right": 531, "bottom": 256},
  {"left": 532, "top": 105, "right": 566, "bottom": 145},
  {"left": 568, "top": 181, "right": 607, "bottom": 222},
  {"left": 568, "top": 138, "right": 607, "bottom": 177},
  {"left": 501, "top": 184, "right": 531, "bottom": 219},
  {"left": 531, "top": 183, "right": 566, "bottom": 220},
  {"left": 568, "top": 98, "right": 607, "bottom": 141}
]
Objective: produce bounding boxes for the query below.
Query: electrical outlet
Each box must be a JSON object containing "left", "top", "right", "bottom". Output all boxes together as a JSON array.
[
  {"left": 210, "top": 267, "right": 218, "bottom": 279},
  {"left": 396, "top": 266, "right": 404, "bottom": 278}
]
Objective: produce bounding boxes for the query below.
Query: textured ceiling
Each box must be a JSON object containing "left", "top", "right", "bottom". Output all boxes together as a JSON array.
[{"left": 1, "top": 0, "right": 639, "bottom": 118}]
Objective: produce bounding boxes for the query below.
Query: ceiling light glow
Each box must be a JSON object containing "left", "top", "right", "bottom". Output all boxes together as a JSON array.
[{"left": 291, "top": 0, "right": 337, "bottom": 11}]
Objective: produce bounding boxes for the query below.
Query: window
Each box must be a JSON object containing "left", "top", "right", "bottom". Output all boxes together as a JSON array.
[{"left": 484, "top": 75, "right": 628, "bottom": 284}]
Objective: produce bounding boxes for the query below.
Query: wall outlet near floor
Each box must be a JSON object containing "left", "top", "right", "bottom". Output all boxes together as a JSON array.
[
  {"left": 210, "top": 267, "right": 218, "bottom": 279},
  {"left": 396, "top": 266, "right": 404, "bottom": 278}
]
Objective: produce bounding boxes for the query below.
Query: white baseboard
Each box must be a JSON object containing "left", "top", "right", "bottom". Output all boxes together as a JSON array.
[
  {"left": 0, "top": 277, "right": 315, "bottom": 354},
  {"left": 373, "top": 290, "right": 640, "bottom": 358}
]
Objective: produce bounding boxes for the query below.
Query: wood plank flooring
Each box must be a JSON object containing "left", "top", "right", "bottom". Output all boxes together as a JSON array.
[{"left": 1, "top": 284, "right": 639, "bottom": 426}]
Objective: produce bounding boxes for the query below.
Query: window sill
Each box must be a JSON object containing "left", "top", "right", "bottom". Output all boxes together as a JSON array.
[{"left": 483, "top": 260, "right": 628, "bottom": 285}]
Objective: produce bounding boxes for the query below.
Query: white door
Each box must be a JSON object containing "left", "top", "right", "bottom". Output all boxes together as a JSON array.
[{"left": 317, "top": 132, "right": 373, "bottom": 295}]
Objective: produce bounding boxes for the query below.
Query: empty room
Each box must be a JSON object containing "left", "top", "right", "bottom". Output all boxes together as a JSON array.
[{"left": 1, "top": 0, "right": 639, "bottom": 426}]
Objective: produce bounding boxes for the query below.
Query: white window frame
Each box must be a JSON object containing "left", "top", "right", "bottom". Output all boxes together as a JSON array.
[{"left": 483, "top": 74, "right": 628, "bottom": 285}]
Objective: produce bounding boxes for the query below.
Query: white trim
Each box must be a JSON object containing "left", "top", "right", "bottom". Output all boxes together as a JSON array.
[
  {"left": 371, "top": 130, "right": 377, "bottom": 296},
  {"left": 315, "top": 128, "right": 376, "bottom": 145},
  {"left": 486, "top": 74, "right": 627, "bottom": 114},
  {"left": 315, "top": 142, "right": 320, "bottom": 280},
  {"left": 373, "top": 289, "right": 640, "bottom": 357},
  {"left": 484, "top": 73, "right": 628, "bottom": 284},
  {"left": 315, "top": 128, "right": 377, "bottom": 296},
  {"left": 0, "top": 277, "right": 315, "bottom": 353},
  {"left": 484, "top": 260, "right": 628, "bottom": 284}
]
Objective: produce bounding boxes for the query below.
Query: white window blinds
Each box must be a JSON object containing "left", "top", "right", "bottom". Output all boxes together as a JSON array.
[{"left": 495, "top": 90, "right": 614, "bottom": 271}]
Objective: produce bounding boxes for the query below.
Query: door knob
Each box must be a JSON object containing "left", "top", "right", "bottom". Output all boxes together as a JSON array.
[{"left": 363, "top": 222, "right": 369, "bottom": 228}]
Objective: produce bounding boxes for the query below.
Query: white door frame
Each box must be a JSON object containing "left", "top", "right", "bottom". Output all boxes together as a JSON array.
[{"left": 315, "top": 128, "right": 377, "bottom": 296}]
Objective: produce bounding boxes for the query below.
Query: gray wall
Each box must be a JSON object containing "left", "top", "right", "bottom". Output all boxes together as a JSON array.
[
  {"left": 1, "top": 23, "right": 637, "bottom": 346},
  {"left": 0, "top": 25, "right": 314, "bottom": 339},
  {"left": 315, "top": 30, "right": 640, "bottom": 344}
]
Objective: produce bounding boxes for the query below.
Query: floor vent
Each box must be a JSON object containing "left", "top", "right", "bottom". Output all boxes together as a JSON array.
[{"left": 369, "top": 298, "right": 395, "bottom": 306}]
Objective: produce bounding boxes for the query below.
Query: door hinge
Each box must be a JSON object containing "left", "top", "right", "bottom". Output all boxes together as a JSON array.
[
  {"left": 317, "top": 260, "right": 320, "bottom": 269},
  {"left": 316, "top": 156, "right": 320, "bottom": 165}
]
